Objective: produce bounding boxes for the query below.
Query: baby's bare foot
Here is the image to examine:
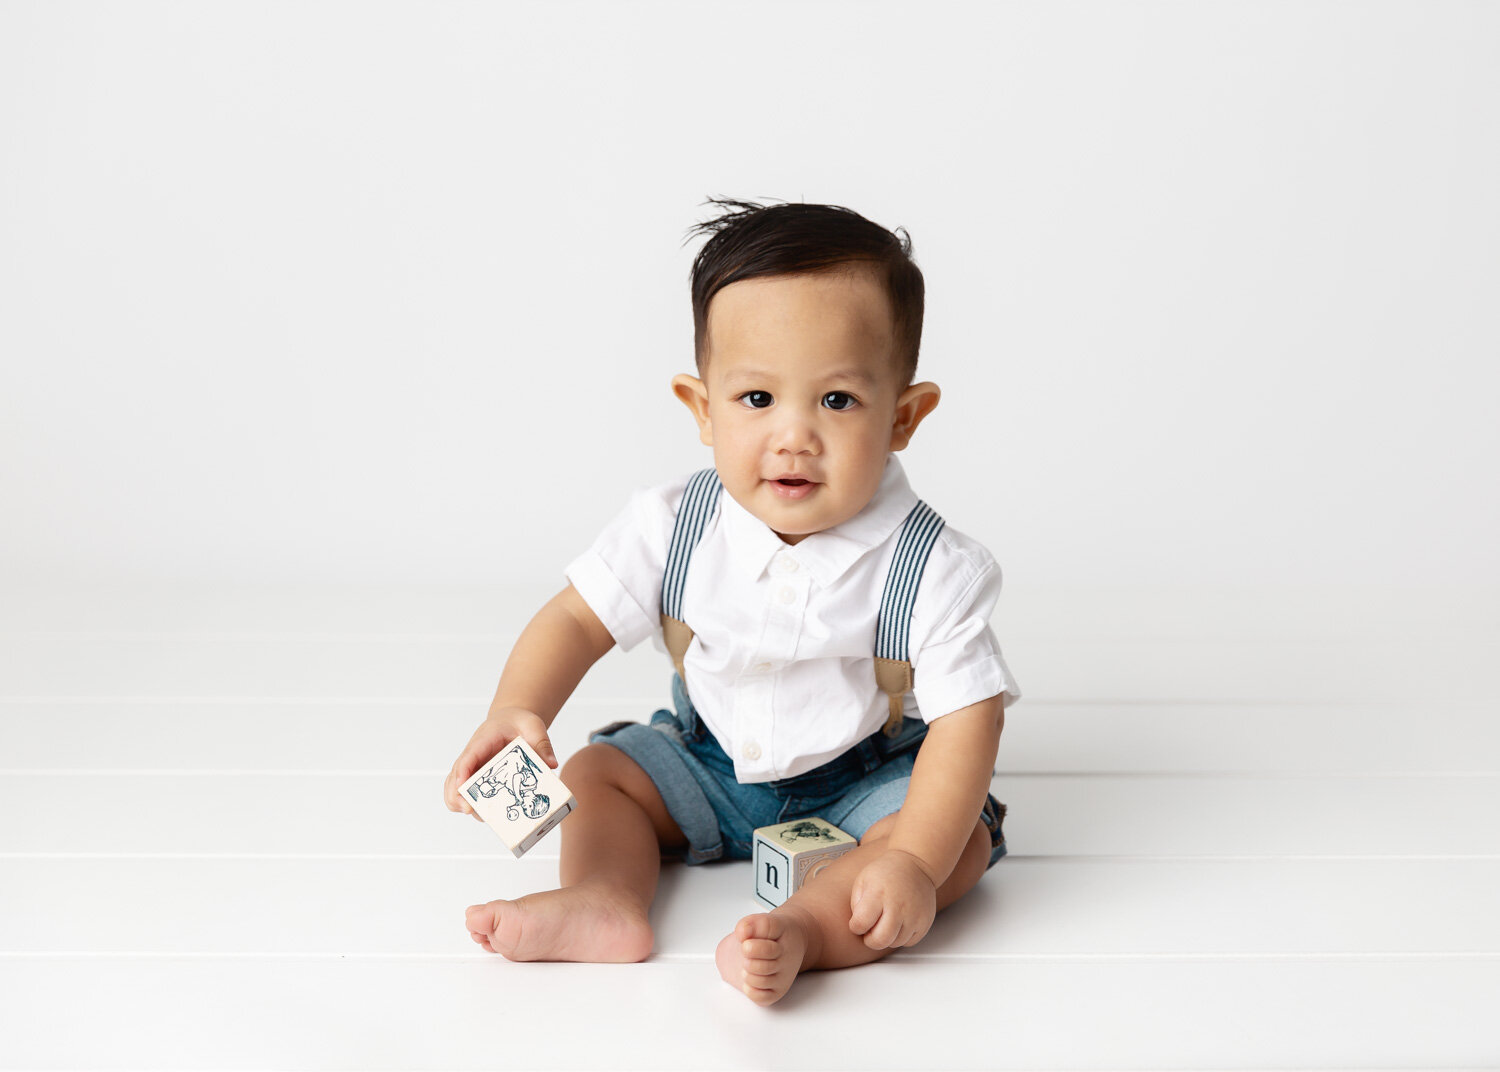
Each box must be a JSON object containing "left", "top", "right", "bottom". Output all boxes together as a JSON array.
[
  {"left": 715, "top": 908, "right": 815, "bottom": 1006},
  {"left": 465, "top": 884, "right": 653, "bottom": 963}
]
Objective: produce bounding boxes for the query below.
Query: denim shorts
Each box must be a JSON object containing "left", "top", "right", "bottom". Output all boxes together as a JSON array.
[{"left": 589, "top": 672, "right": 1007, "bottom": 870}]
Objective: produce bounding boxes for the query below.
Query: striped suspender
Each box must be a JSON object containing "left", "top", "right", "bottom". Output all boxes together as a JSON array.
[
  {"left": 659, "top": 471, "right": 945, "bottom": 738},
  {"left": 659, "top": 468, "right": 724, "bottom": 687},
  {"left": 874, "top": 501, "right": 946, "bottom": 735}
]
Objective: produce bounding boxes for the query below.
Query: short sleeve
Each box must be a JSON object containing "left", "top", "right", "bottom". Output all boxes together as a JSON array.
[
  {"left": 908, "top": 538, "right": 1023, "bottom": 721},
  {"left": 563, "top": 475, "right": 687, "bottom": 652}
]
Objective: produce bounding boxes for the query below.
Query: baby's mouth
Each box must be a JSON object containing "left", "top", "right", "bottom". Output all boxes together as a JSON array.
[{"left": 768, "top": 477, "right": 817, "bottom": 500}]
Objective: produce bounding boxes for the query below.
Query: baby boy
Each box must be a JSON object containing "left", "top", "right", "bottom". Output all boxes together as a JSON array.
[{"left": 442, "top": 198, "right": 1022, "bottom": 1006}]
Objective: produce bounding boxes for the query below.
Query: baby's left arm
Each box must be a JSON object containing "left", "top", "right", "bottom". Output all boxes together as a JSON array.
[{"left": 847, "top": 695, "right": 1004, "bottom": 949}]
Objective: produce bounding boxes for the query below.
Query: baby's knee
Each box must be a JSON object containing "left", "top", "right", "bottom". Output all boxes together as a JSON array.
[
  {"left": 560, "top": 741, "right": 686, "bottom": 850},
  {"left": 560, "top": 742, "right": 633, "bottom": 789},
  {"left": 927, "top": 819, "right": 993, "bottom": 910}
]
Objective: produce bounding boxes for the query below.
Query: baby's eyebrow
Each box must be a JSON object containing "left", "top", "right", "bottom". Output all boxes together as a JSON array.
[
  {"left": 723, "top": 367, "right": 877, "bottom": 390},
  {"left": 821, "top": 368, "right": 878, "bottom": 390},
  {"left": 722, "top": 368, "right": 777, "bottom": 386}
]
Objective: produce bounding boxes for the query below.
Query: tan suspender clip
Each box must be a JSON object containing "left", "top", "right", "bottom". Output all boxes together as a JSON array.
[
  {"left": 661, "top": 613, "right": 694, "bottom": 687},
  {"left": 873, "top": 656, "right": 913, "bottom": 737}
]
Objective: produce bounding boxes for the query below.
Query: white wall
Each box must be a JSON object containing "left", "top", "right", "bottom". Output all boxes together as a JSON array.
[{"left": 2, "top": 1, "right": 1495, "bottom": 590}]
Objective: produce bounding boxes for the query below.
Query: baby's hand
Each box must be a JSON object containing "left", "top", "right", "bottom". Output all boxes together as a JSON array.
[
  {"left": 847, "top": 848, "right": 939, "bottom": 949},
  {"left": 442, "top": 707, "right": 559, "bottom": 820}
]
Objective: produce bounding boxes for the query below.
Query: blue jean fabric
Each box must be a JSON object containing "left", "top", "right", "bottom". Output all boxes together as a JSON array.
[{"left": 589, "top": 672, "right": 1008, "bottom": 870}]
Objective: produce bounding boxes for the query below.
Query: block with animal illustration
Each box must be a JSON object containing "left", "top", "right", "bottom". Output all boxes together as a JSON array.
[
  {"left": 460, "top": 737, "right": 576, "bottom": 858},
  {"left": 752, "top": 816, "right": 858, "bottom": 909}
]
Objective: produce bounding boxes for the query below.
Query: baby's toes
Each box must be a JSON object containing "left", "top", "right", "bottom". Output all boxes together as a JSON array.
[
  {"left": 742, "top": 984, "right": 783, "bottom": 1007},
  {"left": 464, "top": 904, "right": 499, "bottom": 951},
  {"left": 732, "top": 914, "right": 759, "bottom": 943},
  {"left": 735, "top": 911, "right": 784, "bottom": 941},
  {"left": 740, "top": 938, "right": 784, "bottom": 973}
]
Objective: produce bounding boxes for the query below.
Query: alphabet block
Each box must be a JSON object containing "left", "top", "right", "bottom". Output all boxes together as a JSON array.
[
  {"left": 752, "top": 817, "right": 857, "bottom": 909},
  {"left": 460, "top": 738, "right": 576, "bottom": 858}
]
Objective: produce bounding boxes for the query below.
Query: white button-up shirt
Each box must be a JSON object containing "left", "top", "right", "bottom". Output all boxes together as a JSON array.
[{"left": 565, "top": 453, "right": 1022, "bottom": 783}]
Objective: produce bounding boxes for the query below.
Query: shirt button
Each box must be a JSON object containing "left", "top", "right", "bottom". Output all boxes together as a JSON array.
[
  {"left": 777, "top": 585, "right": 796, "bottom": 604},
  {"left": 775, "top": 555, "right": 800, "bottom": 575},
  {"left": 742, "top": 741, "right": 762, "bottom": 761}
]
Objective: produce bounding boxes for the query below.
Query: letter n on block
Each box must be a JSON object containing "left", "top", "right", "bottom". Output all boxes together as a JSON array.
[
  {"left": 754, "top": 837, "right": 792, "bottom": 909},
  {"left": 751, "top": 817, "right": 856, "bottom": 909}
]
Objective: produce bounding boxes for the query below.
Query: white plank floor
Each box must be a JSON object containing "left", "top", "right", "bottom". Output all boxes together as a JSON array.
[{"left": 2, "top": 581, "right": 1497, "bottom": 1070}]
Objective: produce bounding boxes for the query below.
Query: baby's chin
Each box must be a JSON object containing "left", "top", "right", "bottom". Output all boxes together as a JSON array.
[
  {"left": 759, "top": 500, "right": 864, "bottom": 545},
  {"left": 724, "top": 479, "right": 870, "bottom": 542},
  {"left": 772, "top": 527, "right": 816, "bottom": 546}
]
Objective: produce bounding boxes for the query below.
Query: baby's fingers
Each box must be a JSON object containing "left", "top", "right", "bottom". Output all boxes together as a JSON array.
[
  {"left": 526, "top": 728, "right": 559, "bottom": 770},
  {"left": 510, "top": 711, "right": 559, "bottom": 769},
  {"left": 442, "top": 767, "right": 477, "bottom": 818},
  {"left": 445, "top": 739, "right": 502, "bottom": 817},
  {"left": 848, "top": 880, "right": 885, "bottom": 938},
  {"left": 863, "top": 906, "right": 906, "bottom": 950}
]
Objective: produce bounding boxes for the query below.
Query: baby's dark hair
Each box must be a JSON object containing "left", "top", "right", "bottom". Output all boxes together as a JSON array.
[{"left": 683, "top": 197, "right": 925, "bottom": 388}]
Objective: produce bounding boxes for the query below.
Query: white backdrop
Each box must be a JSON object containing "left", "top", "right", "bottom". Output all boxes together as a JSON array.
[{"left": 2, "top": 1, "right": 1495, "bottom": 591}]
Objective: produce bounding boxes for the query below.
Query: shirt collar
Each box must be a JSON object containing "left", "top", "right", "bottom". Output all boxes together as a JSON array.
[{"left": 717, "top": 454, "right": 921, "bottom": 588}]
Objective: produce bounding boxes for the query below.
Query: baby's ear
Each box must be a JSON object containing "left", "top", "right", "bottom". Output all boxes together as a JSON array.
[
  {"left": 890, "top": 381, "right": 941, "bottom": 451},
  {"left": 671, "top": 374, "right": 714, "bottom": 447}
]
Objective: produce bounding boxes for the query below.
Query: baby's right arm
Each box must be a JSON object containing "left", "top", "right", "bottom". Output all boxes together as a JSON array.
[{"left": 442, "top": 583, "right": 615, "bottom": 820}]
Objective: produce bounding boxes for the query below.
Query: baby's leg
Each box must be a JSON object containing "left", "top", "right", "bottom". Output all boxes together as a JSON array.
[
  {"left": 715, "top": 811, "right": 992, "bottom": 1005},
  {"left": 466, "top": 743, "right": 687, "bottom": 962}
]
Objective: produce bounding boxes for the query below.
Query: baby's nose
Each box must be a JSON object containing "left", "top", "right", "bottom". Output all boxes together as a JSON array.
[{"left": 770, "top": 410, "right": 819, "bottom": 452}]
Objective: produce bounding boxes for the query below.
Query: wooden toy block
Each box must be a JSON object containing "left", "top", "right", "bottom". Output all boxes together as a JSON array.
[
  {"left": 460, "top": 737, "right": 576, "bottom": 858},
  {"left": 752, "top": 817, "right": 858, "bottom": 909}
]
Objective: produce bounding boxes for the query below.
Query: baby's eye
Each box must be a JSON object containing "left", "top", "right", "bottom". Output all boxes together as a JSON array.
[
  {"left": 737, "top": 391, "right": 774, "bottom": 409},
  {"left": 822, "top": 391, "right": 858, "bottom": 411}
]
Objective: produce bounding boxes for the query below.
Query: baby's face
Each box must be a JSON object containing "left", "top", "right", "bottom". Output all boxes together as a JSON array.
[{"left": 673, "top": 266, "right": 938, "bottom": 545}]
